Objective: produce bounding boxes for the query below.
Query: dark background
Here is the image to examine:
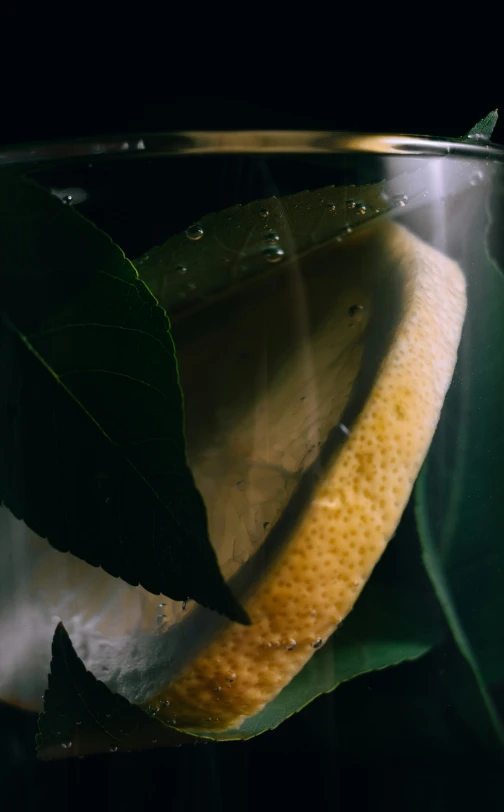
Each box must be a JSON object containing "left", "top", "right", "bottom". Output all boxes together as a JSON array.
[{"left": 1, "top": 97, "right": 504, "bottom": 811}]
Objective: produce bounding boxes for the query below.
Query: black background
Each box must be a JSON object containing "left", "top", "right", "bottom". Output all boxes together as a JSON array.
[{"left": 1, "top": 97, "right": 504, "bottom": 811}]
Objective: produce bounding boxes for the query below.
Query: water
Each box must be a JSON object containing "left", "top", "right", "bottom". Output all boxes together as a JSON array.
[{"left": 0, "top": 134, "right": 503, "bottom": 772}]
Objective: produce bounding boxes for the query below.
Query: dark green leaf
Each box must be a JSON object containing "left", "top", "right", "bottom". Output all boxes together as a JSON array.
[
  {"left": 136, "top": 184, "right": 389, "bottom": 318},
  {"left": 415, "top": 181, "right": 504, "bottom": 748},
  {"left": 0, "top": 173, "right": 247, "bottom": 624},
  {"left": 204, "top": 502, "right": 444, "bottom": 740},
  {"left": 36, "top": 623, "right": 195, "bottom": 759}
]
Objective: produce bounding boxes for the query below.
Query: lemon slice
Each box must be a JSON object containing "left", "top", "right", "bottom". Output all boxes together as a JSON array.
[{"left": 0, "top": 220, "right": 466, "bottom": 733}]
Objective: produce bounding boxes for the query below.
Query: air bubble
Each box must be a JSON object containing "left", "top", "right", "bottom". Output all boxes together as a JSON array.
[
  {"left": 391, "top": 194, "right": 408, "bottom": 207},
  {"left": 348, "top": 304, "right": 364, "bottom": 317},
  {"left": 185, "top": 224, "right": 204, "bottom": 241},
  {"left": 263, "top": 246, "right": 285, "bottom": 263},
  {"left": 175, "top": 264, "right": 187, "bottom": 275},
  {"left": 469, "top": 169, "right": 484, "bottom": 186},
  {"left": 264, "top": 231, "right": 280, "bottom": 244}
]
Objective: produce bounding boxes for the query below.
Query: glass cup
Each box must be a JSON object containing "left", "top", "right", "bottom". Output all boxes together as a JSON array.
[{"left": 1, "top": 130, "right": 503, "bottom": 762}]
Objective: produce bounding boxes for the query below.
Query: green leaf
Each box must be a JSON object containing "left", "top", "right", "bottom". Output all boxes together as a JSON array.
[
  {"left": 36, "top": 623, "right": 195, "bottom": 759},
  {"left": 135, "top": 184, "right": 389, "bottom": 318},
  {"left": 464, "top": 109, "right": 499, "bottom": 141},
  {"left": 0, "top": 173, "right": 247, "bottom": 624},
  {"left": 202, "top": 501, "right": 444, "bottom": 740},
  {"left": 415, "top": 182, "right": 504, "bottom": 747}
]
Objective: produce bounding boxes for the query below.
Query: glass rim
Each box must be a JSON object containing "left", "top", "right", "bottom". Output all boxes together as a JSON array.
[{"left": 1, "top": 130, "right": 504, "bottom": 168}]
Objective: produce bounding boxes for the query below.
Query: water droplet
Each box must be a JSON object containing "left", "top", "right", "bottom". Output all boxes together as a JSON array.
[
  {"left": 259, "top": 208, "right": 269, "bottom": 218},
  {"left": 327, "top": 203, "right": 336, "bottom": 212},
  {"left": 178, "top": 291, "right": 187, "bottom": 299},
  {"left": 356, "top": 203, "right": 367, "bottom": 215},
  {"left": 152, "top": 739, "right": 158, "bottom": 744},
  {"left": 391, "top": 193, "right": 408, "bottom": 208},
  {"left": 348, "top": 304, "right": 364, "bottom": 317},
  {"left": 158, "top": 602, "right": 166, "bottom": 608},
  {"left": 214, "top": 686, "right": 222, "bottom": 693},
  {"left": 187, "top": 282, "right": 197, "bottom": 291},
  {"left": 175, "top": 264, "right": 187, "bottom": 275},
  {"left": 310, "top": 610, "right": 317, "bottom": 618},
  {"left": 263, "top": 246, "right": 285, "bottom": 263},
  {"left": 87, "top": 163, "right": 93, "bottom": 168},
  {"left": 312, "top": 638, "right": 323, "bottom": 649},
  {"left": 182, "top": 599, "right": 188, "bottom": 610},
  {"left": 470, "top": 169, "right": 484, "bottom": 186},
  {"left": 160, "top": 699, "right": 171, "bottom": 707},
  {"left": 285, "top": 639, "right": 297, "bottom": 651},
  {"left": 61, "top": 741, "right": 73, "bottom": 749},
  {"left": 105, "top": 496, "right": 111, "bottom": 505},
  {"left": 105, "top": 713, "right": 111, "bottom": 718},
  {"left": 76, "top": 720, "right": 82, "bottom": 726},
  {"left": 346, "top": 200, "right": 356, "bottom": 210},
  {"left": 380, "top": 191, "right": 390, "bottom": 203},
  {"left": 263, "top": 521, "right": 270, "bottom": 530},
  {"left": 185, "top": 223, "right": 204, "bottom": 241},
  {"left": 225, "top": 672, "right": 237, "bottom": 683},
  {"left": 236, "top": 480, "right": 245, "bottom": 490},
  {"left": 339, "top": 423, "right": 351, "bottom": 437},
  {"left": 156, "top": 614, "right": 165, "bottom": 626},
  {"left": 136, "top": 139, "right": 146, "bottom": 151},
  {"left": 62, "top": 194, "right": 73, "bottom": 205},
  {"left": 264, "top": 231, "right": 280, "bottom": 244},
  {"left": 109, "top": 745, "right": 118, "bottom": 753},
  {"left": 344, "top": 226, "right": 353, "bottom": 235}
]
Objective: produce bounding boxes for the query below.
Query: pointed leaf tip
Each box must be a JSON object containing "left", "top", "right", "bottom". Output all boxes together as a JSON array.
[{"left": 464, "top": 110, "right": 499, "bottom": 142}]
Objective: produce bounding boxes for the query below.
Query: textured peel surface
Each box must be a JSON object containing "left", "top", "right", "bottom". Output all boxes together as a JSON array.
[{"left": 146, "top": 222, "right": 467, "bottom": 731}]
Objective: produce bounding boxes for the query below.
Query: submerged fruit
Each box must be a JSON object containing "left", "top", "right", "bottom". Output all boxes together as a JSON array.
[{"left": 0, "top": 220, "right": 466, "bottom": 733}]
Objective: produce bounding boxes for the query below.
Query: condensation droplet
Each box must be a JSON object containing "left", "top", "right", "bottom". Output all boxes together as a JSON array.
[
  {"left": 264, "top": 231, "right": 280, "bottom": 244},
  {"left": 175, "top": 264, "right": 187, "bottom": 275},
  {"left": 263, "top": 246, "right": 285, "bottom": 263},
  {"left": 312, "top": 638, "right": 323, "bottom": 649},
  {"left": 259, "top": 208, "right": 269, "bottom": 218},
  {"left": 185, "top": 224, "right": 204, "bottom": 241}
]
